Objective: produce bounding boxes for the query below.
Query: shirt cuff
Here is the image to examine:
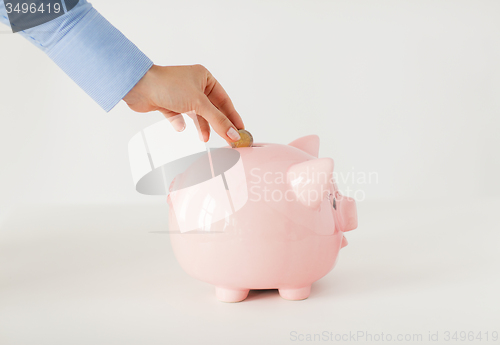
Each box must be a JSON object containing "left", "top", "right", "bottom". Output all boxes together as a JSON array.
[{"left": 46, "top": 7, "right": 153, "bottom": 112}]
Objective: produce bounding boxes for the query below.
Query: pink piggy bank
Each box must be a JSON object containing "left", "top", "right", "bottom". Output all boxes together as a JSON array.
[{"left": 167, "top": 135, "right": 358, "bottom": 302}]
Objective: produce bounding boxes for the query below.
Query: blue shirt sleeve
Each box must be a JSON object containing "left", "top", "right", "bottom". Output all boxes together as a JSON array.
[{"left": 0, "top": 0, "right": 153, "bottom": 112}]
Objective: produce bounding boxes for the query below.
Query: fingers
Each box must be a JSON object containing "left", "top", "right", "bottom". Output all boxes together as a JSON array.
[
  {"left": 205, "top": 77, "right": 245, "bottom": 130},
  {"left": 195, "top": 97, "right": 241, "bottom": 143},
  {"left": 196, "top": 116, "right": 211, "bottom": 142},
  {"left": 153, "top": 65, "right": 243, "bottom": 143},
  {"left": 185, "top": 110, "right": 210, "bottom": 142},
  {"left": 160, "top": 109, "right": 209, "bottom": 142},
  {"left": 159, "top": 109, "right": 186, "bottom": 132}
]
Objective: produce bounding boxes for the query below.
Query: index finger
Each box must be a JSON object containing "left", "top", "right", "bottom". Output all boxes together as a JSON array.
[{"left": 205, "top": 76, "right": 245, "bottom": 130}]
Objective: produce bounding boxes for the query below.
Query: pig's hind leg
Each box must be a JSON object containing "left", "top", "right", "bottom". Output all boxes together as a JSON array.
[{"left": 215, "top": 287, "right": 250, "bottom": 302}]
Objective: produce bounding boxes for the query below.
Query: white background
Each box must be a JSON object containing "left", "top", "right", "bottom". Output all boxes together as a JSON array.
[
  {"left": 1, "top": 0, "right": 499, "bottom": 208},
  {"left": 1, "top": 1, "right": 499, "bottom": 344}
]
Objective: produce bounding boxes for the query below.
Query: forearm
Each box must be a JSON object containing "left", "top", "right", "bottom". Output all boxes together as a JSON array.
[
  {"left": 1, "top": 1, "right": 243, "bottom": 141},
  {"left": 0, "top": 0, "right": 153, "bottom": 111}
]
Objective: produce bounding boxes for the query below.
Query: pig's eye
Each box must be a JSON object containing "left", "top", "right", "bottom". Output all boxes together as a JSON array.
[{"left": 332, "top": 197, "right": 337, "bottom": 210}]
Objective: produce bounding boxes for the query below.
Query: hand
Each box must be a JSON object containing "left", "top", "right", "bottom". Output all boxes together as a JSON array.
[{"left": 123, "top": 64, "right": 244, "bottom": 143}]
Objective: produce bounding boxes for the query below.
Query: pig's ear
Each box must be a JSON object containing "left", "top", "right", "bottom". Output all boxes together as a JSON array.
[
  {"left": 287, "top": 158, "right": 333, "bottom": 209},
  {"left": 288, "top": 135, "right": 320, "bottom": 158}
]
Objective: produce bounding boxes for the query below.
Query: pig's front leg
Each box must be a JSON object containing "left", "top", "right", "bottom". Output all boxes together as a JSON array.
[{"left": 278, "top": 286, "right": 311, "bottom": 300}]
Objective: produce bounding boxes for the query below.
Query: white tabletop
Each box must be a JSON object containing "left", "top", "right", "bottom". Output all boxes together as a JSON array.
[{"left": 1, "top": 199, "right": 499, "bottom": 345}]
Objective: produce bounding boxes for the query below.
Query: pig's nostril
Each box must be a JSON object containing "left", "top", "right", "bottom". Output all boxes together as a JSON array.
[{"left": 333, "top": 197, "right": 337, "bottom": 210}]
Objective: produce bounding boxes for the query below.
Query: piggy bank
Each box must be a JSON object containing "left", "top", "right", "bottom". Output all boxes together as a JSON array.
[{"left": 167, "top": 135, "right": 357, "bottom": 302}]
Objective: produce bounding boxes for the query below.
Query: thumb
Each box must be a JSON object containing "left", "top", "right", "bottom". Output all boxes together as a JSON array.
[{"left": 196, "top": 96, "right": 241, "bottom": 143}]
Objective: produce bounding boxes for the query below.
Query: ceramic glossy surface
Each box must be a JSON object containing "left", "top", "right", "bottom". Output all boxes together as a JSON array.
[{"left": 167, "top": 135, "right": 358, "bottom": 302}]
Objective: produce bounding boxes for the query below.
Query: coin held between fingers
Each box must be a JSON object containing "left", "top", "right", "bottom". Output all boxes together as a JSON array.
[{"left": 231, "top": 129, "right": 254, "bottom": 148}]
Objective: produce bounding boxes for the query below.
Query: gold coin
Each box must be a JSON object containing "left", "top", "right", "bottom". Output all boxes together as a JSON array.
[{"left": 230, "top": 129, "right": 254, "bottom": 148}]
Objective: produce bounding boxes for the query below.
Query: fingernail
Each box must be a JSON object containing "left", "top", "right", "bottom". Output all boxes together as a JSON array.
[
  {"left": 171, "top": 117, "right": 185, "bottom": 132},
  {"left": 227, "top": 127, "right": 241, "bottom": 141}
]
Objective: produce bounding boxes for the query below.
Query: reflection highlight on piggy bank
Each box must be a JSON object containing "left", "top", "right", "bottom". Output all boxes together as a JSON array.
[{"left": 167, "top": 135, "right": 358, "bottom": 302}]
